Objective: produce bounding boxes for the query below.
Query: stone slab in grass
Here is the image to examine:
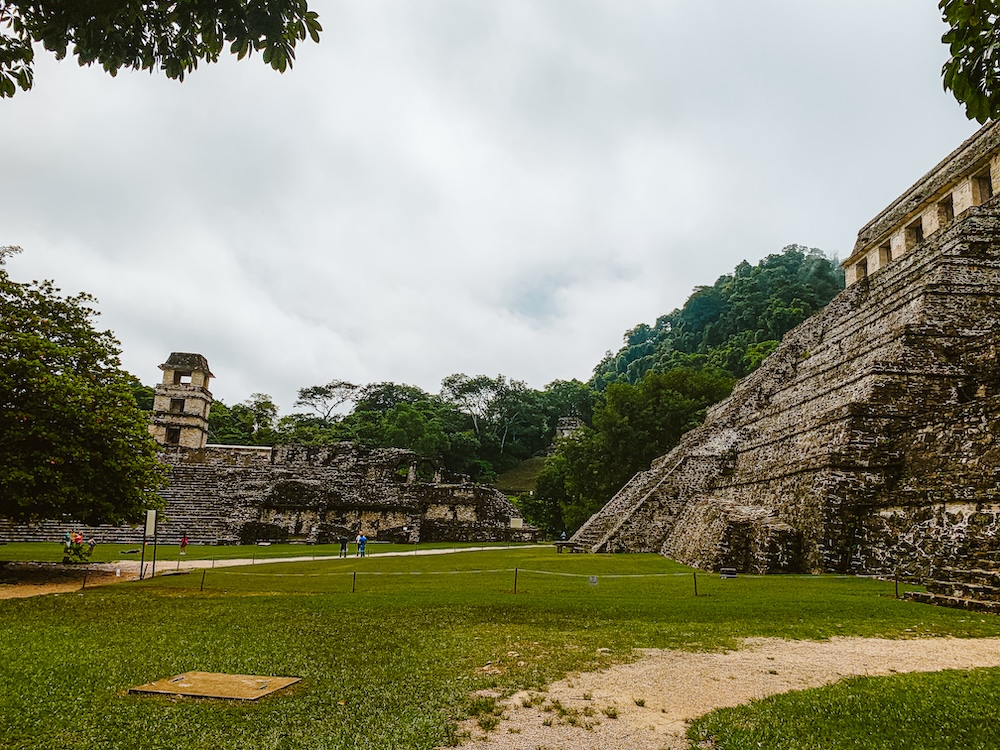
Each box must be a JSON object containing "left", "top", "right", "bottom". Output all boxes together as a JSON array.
[{"left": 129, "top": 671, "right": 301, "bottom": 700}]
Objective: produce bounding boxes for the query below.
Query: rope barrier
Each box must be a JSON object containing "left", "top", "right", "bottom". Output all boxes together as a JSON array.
[
  {"left": 183, "top": 567, "right": 749, "bottom": 580},
  {"left": 216, "top": 568, "right": 516, "bottom": 578}
]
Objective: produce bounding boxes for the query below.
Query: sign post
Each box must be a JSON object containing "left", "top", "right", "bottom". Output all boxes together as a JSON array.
[{"left": 141, "top": 510, "right": 158, "bottom": 580}]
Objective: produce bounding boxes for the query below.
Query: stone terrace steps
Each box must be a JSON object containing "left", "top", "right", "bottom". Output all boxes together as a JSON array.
[
  {"left": 571, "top": 458, "right": 684, "bottom": 553},
  {"left": 923, "top": 566, "right": 1000, "bottom": 601},
  {"left": 904, "top": 563, "right": 1000, "bottom": 613},
  {"left": 570, "top": 470, "right": 662, "bottom": 551},
  {"left": 905, "top": 591, "right": 1000, "bottom": 614},
  {"left": 156, "top": 463, "right": 241, "bottom": 544}
]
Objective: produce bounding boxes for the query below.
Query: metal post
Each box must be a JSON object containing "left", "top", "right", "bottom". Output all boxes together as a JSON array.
[
  {"left": 200, "top": 569, "right": 207, "bottom": 592},
  {"left": 81, "top": 571, "right": 88, "bottom": 591},
  {"left": 895, "top": 571, "right": 899, "bottom": 599},
  {"left": 151, "top": 523, "right": 158, "bottom": 579},
  {"left": 693, "top": 571, "right": 698, "bottom": 597},
  {"left": 514, "top": 567, "right": 518, "bottom": 594},
  {"left": 352, "top": 571, "right": 356, "bottom": 593}
]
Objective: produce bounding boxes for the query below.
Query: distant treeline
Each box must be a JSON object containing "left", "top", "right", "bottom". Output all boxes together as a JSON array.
[
  {"left": 132, "top": 245, "right": 844, "bottom": 534},
  {"left": 133, "top": 374, "right": 596, "bottom": 482}
]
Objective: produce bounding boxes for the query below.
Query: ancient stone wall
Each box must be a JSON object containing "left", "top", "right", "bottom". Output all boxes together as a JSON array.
[
  {"left": 574, "top": 193, "right": 1000, "bottom": 588},
  {"left": 0, "top": 442, "right": 532, "bottom": 546}
]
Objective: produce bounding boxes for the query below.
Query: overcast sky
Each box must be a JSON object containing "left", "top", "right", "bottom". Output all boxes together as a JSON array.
[{"left": 2, "top": 1, "right": 981, "bottom": 412}]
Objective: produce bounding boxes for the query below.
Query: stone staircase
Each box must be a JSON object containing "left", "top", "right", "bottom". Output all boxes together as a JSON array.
[
  {"left": 905, "top": 560, "right": 1000, "bottom": 614},
  {"left": 570, "top": 458, "right": 684, "bottom": 553},
  {"left": 154, "top": 462, "right": 242, "bottom": 544},
  {"left": 0, "top": 463, "right": 242, "bottom": 546}
]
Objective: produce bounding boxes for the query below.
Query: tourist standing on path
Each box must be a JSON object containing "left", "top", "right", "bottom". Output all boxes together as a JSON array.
[
  {"left": 359, "top": 534, "right": 367, "bottom": 558},
  {"left": 356, "top": 533, "right": 363, "bottom": 557},
  {"left": 180, "top": 534, "right": 189, "bottom": 555},
  {"left": 338, "top": 535, "right": 349, "bottom": 558}
]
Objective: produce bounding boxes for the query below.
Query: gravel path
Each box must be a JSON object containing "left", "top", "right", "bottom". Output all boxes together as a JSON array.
[
  {"left": 105, "top": 544, "right": 546, "bottom": 573},
  {"left": 452, "top": 636, "right": 1000, "bottom": 750}
]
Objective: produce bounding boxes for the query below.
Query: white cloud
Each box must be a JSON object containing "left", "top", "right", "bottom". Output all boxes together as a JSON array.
[{"left": 1, "top": 0, "right": 981, "bottom": 411}]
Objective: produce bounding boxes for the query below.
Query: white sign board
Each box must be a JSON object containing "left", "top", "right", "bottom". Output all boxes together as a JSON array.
[
  {"left": 510, "top": 517, "right": 524, "bottom": 529},
  {"left": 145, "top": 509, "right": 157, "bottom": 537}
]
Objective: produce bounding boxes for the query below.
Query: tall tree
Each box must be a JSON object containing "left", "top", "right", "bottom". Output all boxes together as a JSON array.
[
  {"left": 440, "top": 373, "right": 503, "bottom": 440},
  {"left": 0, "top": 0, "right": 322, "bottom": 98},
  {"left": 294, "top": 379, "right": 358, "bottom": 423},
  {"left": 0, "top": 247, "right": 167, "bottom": 524}
]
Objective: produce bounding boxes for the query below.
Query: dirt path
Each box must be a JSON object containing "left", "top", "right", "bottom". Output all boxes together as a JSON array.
[
  {"left": 0, "top": 564, "right": 136, "bottom": 599},
  {"left": 453, "top": 636, "right": 1000, "bottom": 750}
]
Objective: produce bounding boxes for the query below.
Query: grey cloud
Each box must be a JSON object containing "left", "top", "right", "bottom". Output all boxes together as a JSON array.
[{"left": 0, "top": 1, "right": 982, "bottom": 412}]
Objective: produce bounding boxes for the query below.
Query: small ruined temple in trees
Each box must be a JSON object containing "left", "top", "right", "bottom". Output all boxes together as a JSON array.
[{"left": 575, "top": 121, "right": 1000, "bottom": 610}]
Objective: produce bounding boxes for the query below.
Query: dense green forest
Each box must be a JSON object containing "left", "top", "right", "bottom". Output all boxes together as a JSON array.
[
  {"left": 202, "top": 377, "right": 595, "bottom": 482},
  {"left": 591, "top": 244, "right": 845, "bottom": 388},
  {"left": 530, "top": 245, "right": 844, "bottom": 535},
  {"left": 131, "top": 245, "right": 844, "bottom": 535}
]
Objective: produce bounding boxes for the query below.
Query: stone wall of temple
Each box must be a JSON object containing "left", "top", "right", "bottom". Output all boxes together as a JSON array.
[{"left": 573, "top": 194, "right": 1000, "bottom": 587}]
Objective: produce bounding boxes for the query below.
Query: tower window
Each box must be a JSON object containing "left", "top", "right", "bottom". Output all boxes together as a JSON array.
[
  {"left": 905, "top": 218, "right": 924, "bottom": 249},
  {"left": 169, "top": 398, "right": 185, "bottom": 413},
  {"left": 173, "top": 370, "right": 193, "bottom": 385},
  {"left": 938, "top": 194, "right": 955, "bottom": 225},
  {"left": 165, "top": 427, "right": 181, "bottom": 444},
  {"left": 973, "top": 169, "right": 994, "bottom": 205}
]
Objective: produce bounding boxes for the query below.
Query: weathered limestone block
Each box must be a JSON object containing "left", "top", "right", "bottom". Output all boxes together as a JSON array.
[{"left": 0, "top": 441, "right": 533, "bottom": 546}]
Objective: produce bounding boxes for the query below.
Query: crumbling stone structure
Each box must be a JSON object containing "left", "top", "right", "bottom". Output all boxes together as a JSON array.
[
  {"left": 148, "top": 353, "right": 213, "bottom": 449},
  {"left": 574, "top": 122, "right": 1000, "bottom": 609},
  {"left": 0, "top": 354, "right": 531, "bottom": 546},
  {"left": 151, "top": 442, "right": 531, "bottom": 545}
]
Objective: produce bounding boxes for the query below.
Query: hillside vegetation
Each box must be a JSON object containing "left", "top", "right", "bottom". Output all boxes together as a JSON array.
[{"left": 591, "top": 244, "right": 845, "bottom": 388}]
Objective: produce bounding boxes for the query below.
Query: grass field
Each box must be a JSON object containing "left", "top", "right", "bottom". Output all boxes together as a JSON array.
[
  {"left": 492, "top": 457, "right": 546, "bottom": 494},
  {"left": 2, "top": 546, "right": 1000, "bottom": 749}
]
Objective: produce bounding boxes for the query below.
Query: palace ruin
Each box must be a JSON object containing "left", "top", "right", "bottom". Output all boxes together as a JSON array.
[{"left": 0, "top": 353, "right": 532, "bottom": 546}]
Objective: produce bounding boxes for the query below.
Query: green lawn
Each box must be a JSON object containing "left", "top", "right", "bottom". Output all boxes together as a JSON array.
[
  {"left": 2, "top": 548, "right": 999, "bottom": 750},
  {"left": 492, "top": 456, "right": 547, "bottom": 493},
  {"left": 690, "top": 667, "right": 1000, "bottom": 749}
]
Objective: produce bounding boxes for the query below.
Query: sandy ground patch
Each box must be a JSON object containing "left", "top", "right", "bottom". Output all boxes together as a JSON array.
[
  {"left": 0, "top": 563, "right": 137, "bottom": 599},
  {"left": 453, "top": 636, "right": 1000, "bottom": 750}
]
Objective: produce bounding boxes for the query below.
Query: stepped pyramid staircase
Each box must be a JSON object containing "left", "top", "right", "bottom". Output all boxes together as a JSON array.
[{"left": 570, "top": 458, "right": 684, "bottom": 553}]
